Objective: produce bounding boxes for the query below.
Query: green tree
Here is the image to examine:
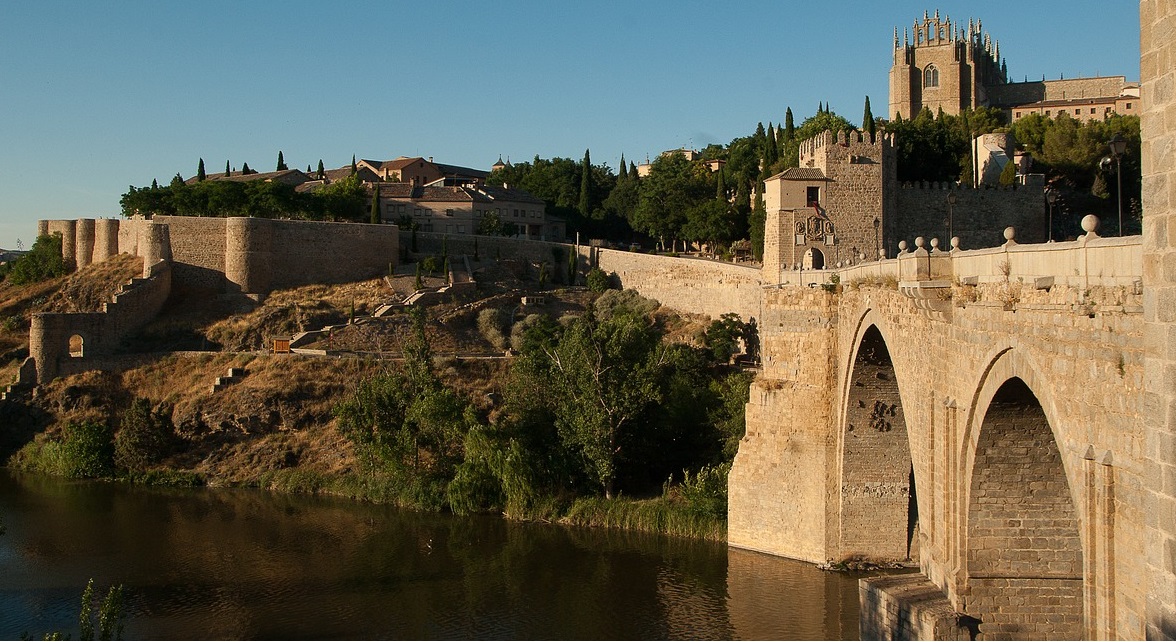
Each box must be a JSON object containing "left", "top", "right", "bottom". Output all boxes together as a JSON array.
[
  {"left": 863, "top": 96, "right": 877, "bottom": 141},
  {"left": 197, "top": 158, "right": 206, "bottom": 181},
  {"left": 370, "top": 184, "right": 381, "bottom": 224},
  {"left": 241, "top": 162, "right": 252, "bottom": 174},
  {"left": 334, "top": 308, "right": 472, "bottom": 494},
  {"left": 225, "top": 160, "right": 231, "bottom": 176},
  {"left": 521, "top": 306, "right": 667, "bottom": 498},
  {"left": 631, "top": 152, "right": 710, "bottom": 250},
  {"left": 579, "top": 148, "right": 592, "bottom": 219},
  {"left": 115, "top": 398, "right": 175, "bottom": 472},
  {"left": 7, "top": 233, "right": 69, "bottom": 284},
  {"left": 276, "top": 150, "right": 287, "bottom": 171},
  {"left": 316, "top": 159, "right": 325, "bottom": 179},
  {"left": 351, "top": 155, "right": 357, "bottom": 175},
  {"left": 998, "top": 158, "right": 1017, "bottom": 186}
]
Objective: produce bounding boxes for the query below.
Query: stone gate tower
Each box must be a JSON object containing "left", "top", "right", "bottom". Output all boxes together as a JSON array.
[{"left": 889, "top": 10, "right": 1007, "bottom": 120}]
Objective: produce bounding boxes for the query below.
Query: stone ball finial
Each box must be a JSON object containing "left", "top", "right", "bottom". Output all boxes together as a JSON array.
[
  {"left": 915, "top": 236, "right": 926, "bottom": 249},
  {"left": 951, "top": 236, "right": 960, "bottom": 251},
  {"left": 1081, "top": 215, "right": 1100, "bottom": 234},
  {"left": 1003, "top": 227, "right": 1016, "bottom": 242},
  {"left": 898, "top": 240, "right": 908, "bottom": 253},
  {"left": 930, "top": 237, "right": 940, "bottom": 250}
]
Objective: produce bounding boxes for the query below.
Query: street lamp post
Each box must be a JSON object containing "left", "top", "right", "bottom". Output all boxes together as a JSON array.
[
  {"left": 946, "top": 191, "right": 957, "bottom": 244},
  {"left": 1045, "top": 187, "right": 1058, "bottom": 242},
  {"left": 873, "top": 217, "right": 880, "bottom": 259},
  {"left": 1109, "top": 134, "right": 1128, "bottom": 236}
]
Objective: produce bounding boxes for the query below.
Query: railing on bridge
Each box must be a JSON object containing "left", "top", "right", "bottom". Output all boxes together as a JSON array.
[{"left": 768, "top": 216, "right": 1142, "bottom": 290}]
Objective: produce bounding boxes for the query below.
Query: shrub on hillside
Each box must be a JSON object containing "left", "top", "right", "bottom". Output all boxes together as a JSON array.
[
  {"left": 7, "top": 234, "right": 68, "bottom": 285},
  {"left": 585, "top": 267, "right": 613, "bottom": 293},
  {"left": 476, "top": 308, "right": 510, "bottom": 351},
  {"left": 115, "top": 398, "right": 176, "bottom": 472}
]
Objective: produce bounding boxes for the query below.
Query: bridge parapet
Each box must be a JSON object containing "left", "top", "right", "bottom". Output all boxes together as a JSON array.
[{"left": 778, "top": 222, "right": 1142, "bottom": 292}]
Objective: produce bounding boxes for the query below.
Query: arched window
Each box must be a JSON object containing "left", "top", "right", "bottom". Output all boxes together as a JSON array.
[
  {"left": 924, "top": 64, "right": 939, "bottom": 88},
  {"left": 69, "top": 334, "right": 84, "bottom": 358}
]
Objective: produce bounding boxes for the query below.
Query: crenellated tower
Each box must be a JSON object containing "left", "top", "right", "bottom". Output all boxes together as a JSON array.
[{"left": 889, "top": 10, "right": 1007, "bottom": 120}]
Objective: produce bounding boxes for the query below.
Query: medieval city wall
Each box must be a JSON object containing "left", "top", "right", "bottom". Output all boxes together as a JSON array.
[
  {"left": 988, "top": 76, "right": 1128, "bottom": 107},
  {"left": 29, "top": 258, "right": 172, "bottom": 383},
  {"left": 410, "top": 231, "right": 572, "bottom": 267},
  {"left": 894, "top": 181, "right": 1046, "bottom": 251}
]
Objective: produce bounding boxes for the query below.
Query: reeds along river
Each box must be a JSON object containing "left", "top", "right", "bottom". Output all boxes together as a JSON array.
[{"left": 0, "top": 470, "right": 864, "bottom": 640}]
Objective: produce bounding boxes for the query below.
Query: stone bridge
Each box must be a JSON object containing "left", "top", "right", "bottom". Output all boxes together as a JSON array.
[{"left": 726, "top": 225, "right": 1148, "bottom": 639}]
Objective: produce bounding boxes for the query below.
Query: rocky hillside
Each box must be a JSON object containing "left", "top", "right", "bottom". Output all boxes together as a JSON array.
[{"left": 0, "top": 253, "right": 712, "bottom": 486}]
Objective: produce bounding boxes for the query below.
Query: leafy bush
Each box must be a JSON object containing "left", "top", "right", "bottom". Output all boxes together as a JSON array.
[
  {"left": 703, "top": 313, "right": 745, "bottom": 364},
  {"left": 11, "top": 421, "right": 118, "bottom": 478},
  {"left": 677, "top": 462, "right": 731, "bottom": 519},
  {"left": 476, "top": 308, "right": 510, "bottom": 351},
  {"left": 7, "top": 233, "right": 68, "bottom": 285},
  {"left": 585, "top": 267, "right": 612, "bottom": 293},
  {"left": 114, "top": 399, "right": 176, "bottom": 472},
  {"left": 593, "top": 288, "right": 659, "bottom": 321}
]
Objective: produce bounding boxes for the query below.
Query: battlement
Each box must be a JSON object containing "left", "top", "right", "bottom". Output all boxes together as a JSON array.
[{"left": 798, "top": 130, "right": 894, "bottom": 166}]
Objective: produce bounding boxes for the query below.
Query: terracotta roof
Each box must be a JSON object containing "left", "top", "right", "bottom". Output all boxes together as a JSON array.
[{"left": 768, "top": 167, "right": 827, "bottom": 181}]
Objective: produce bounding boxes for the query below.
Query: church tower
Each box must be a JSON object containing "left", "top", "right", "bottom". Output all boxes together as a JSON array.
[{"left": 888, "top": 10, "right": 1007, "bottom": 120}]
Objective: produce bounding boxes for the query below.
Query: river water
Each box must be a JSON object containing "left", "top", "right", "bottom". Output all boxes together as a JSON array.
[{"left": 0, "top": 470, "right": 864, "bottom": 640}]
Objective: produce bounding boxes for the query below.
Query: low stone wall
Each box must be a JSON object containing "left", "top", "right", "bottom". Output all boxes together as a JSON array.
[{"left": 594, "top": 249, "right": 763, "bottom": 323}]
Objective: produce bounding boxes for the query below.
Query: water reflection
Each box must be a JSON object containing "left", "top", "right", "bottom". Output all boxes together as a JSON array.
[{"left": 0, "top": 471, "right": 860, "bottom": 639}]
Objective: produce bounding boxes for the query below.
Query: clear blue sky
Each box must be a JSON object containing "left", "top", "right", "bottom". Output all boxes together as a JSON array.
[{"left": 0, "top": 1, "right": 1140, "bottom": 250}]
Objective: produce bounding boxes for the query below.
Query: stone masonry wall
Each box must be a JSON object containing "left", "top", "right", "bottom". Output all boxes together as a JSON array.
[
  {"left": 728, "top": 287, "right": 837, "bottom": 560},
  {"left": 1139, "top": 1, "right": 1176, "bottom": 638},
  {"left": 895, "top": 182, "right": 1046, "bottom": 252},
  {"left": 594, "top": 249, "right": 762, "bottom": 323}
]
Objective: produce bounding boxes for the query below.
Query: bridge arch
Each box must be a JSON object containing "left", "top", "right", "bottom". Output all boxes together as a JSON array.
[
  {"left": 835, "top": 310, "right": 920, "bottom": 562},
  {"left": 960, "top": 348, "right": 1084, "bottom": 639}
]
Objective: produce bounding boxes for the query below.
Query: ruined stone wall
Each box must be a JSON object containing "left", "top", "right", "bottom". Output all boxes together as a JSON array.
[
  {"left": 594, "top": 249, "right": 762, "bottom": 323},
  {"left": 895, "top": 182, "right": 1046, "bottom": 251},
  {"left": 1139, "top": 1, "right": 1176, "bottom": 638},
  {"left": 29, "top": 259, "right": 172, "bottom": 383}
]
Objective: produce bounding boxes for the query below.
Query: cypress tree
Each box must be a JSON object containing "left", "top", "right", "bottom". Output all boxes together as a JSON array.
[
  {"left": 241, "top": 162, "right": 252, "bottom": 174},
  {"left": 370, "top": 184, "right": 381, "bottom": 224},
  {"left": 863, "top": 96, "right": 877, "bottom": 141},
  {"left": 225, "top": 160, "right": 231, "bottom": 177},
  {"left": 716, "top": 167, "right": 727, "bottom": 200},
  {"left": 578, "top": 148, "right": 592, "bottom": 219},
  {"left": 785, "top": 107, "right": 795, "bottom": 140},
  {"left": 317, "top": 159, "right": 325, "bottom": 179},
  {"left": 351, "top": 155, "right": 357, "bottom": 175},
  {"left": 617, "top": 153, "right": 627, "bottom": 184},
  {"left": 197, "top": 158, "right": 206, "bottom": 181},
  {"left": 764, "top": 123, "right": 778, "bottom": 167},
  {"left": 629, "top": 162, "right": 638, "bottom": 181},
  {"left": 277, "top": 150, "right": 287, "bottom": 171}
]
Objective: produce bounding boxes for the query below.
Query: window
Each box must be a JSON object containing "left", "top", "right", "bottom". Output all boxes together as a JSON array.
[
  {"left": 806, "top": 186, "right": 820, "bottom": 206},
  {"left": 924, "top": 64, "right": 939, "bottom": 88},
  {"left": 1075, "top": 109, "right": 1080, "bottom": 115},
  {"left": 1127, "top": 102, "right": 1133, "bottom": 109},
  {"left": 1045, "top": 110, "right": 1051, "bottom": 116}
]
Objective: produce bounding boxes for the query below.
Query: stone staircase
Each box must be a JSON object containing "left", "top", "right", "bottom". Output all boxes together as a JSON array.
[{"left": 210, "top": 367, "right": 247, "bottom": 393}]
